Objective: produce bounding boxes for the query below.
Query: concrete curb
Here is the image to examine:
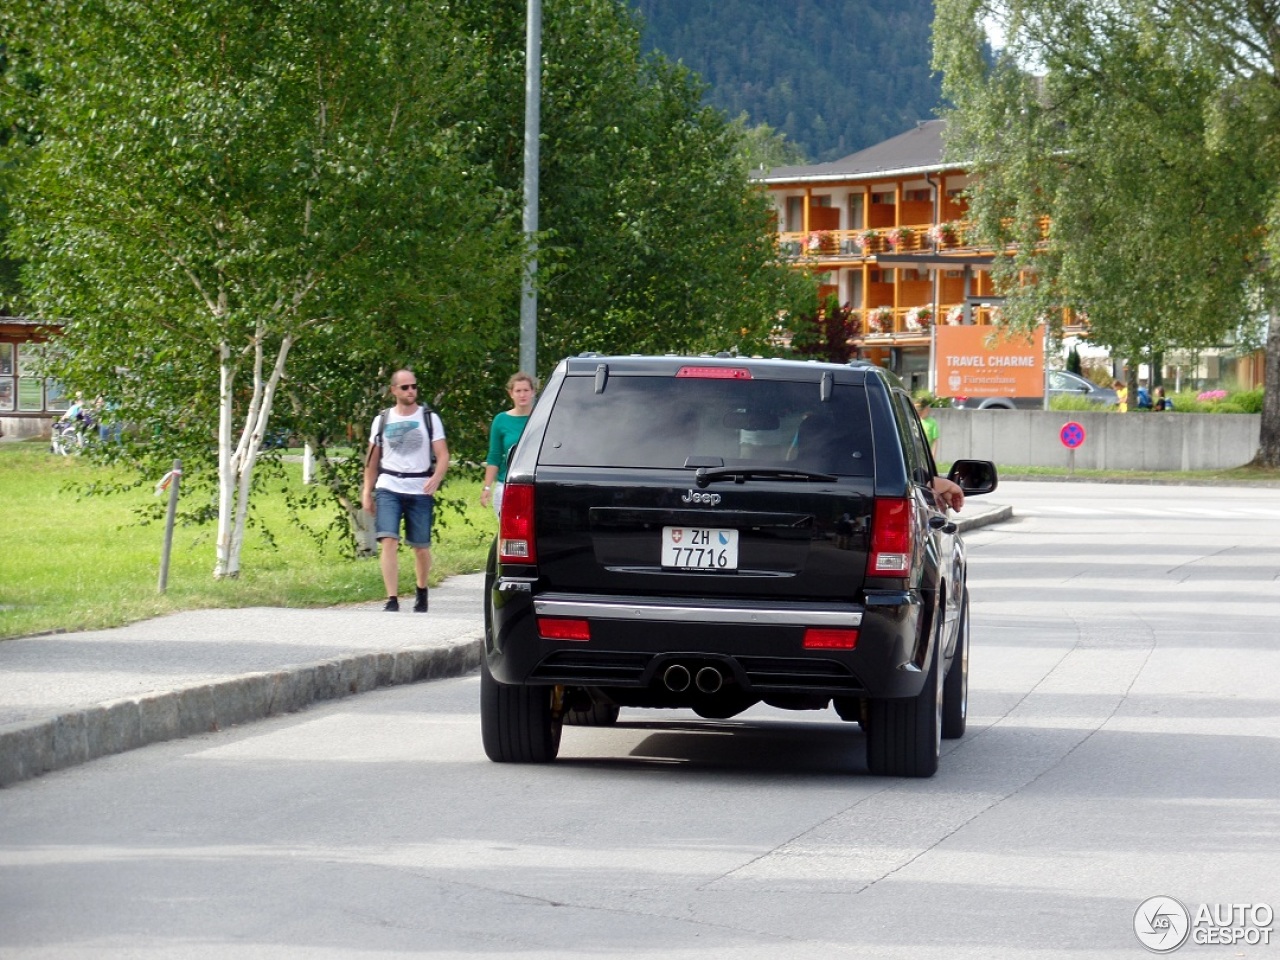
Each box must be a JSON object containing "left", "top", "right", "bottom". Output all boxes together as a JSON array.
[
  {"left": 0, "top": 632, "right": 482, "bottom": 789},
  {"left": 955, "top": 503, "right": 1014, "bottom": 532}
]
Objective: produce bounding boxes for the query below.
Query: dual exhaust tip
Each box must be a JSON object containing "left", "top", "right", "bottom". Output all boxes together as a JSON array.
[{"left": 662, "top": 663, "right": 724, "bottom": 694}]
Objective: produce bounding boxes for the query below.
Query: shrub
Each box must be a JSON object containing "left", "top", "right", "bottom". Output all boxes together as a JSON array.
[
  {"left": 1050, "top": 395, "right": 1111, "bottom": 412},
  {"left": 1234, "top": 387, "right": 1265, "bottom": 414},
  {"left": 1169, "top": 391, "right": 1205, "bottom": 412},
  {"left": 1167, "top": 387, "right": 1261, "bottom": 413}
]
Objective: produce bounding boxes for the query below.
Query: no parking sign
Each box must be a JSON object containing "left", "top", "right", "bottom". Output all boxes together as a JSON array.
[
  {"left": 1060, "top": 420, "right": 1085, "bottom": 474},
  {"left": 1060, "top": 421, "right": 1086, "bottom": 449}
]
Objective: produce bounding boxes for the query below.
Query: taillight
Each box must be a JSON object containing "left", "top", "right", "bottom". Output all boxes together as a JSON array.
[
  {"left": 538, "top": 618, "right": 591, "bottom": 641},
  {"left": 868, "top": 497, "right": 913, "bottom": 577},
  {"left": 803, "top": 628, "right": 859, "bottom": 650},
  {"left": 498, "top": 483, "right": 537, "bottom": 564}
]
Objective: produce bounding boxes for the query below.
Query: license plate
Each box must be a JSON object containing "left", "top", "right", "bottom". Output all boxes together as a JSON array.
[{"left": 661, "top": 527, "right": 739, "bottom": 570}]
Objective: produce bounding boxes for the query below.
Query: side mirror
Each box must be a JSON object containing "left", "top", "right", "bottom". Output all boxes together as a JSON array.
[{"left": 948, "top": 459, "right": 998, "bottom": 495}]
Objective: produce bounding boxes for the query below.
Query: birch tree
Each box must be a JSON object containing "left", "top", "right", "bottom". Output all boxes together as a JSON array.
[{"left": 2, "top": 0, "right": 521, "bottom": 574}]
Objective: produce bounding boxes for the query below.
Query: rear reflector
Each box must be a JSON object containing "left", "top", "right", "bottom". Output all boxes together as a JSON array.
[
  {"left": 675, "top": 365, "right": 752, "bottom": 380},
  {"left": 803, "top": 628, "right": 859, "bottom": 650},
  {"left": 538, "top": 617, "right": 591, "bottom": 641},
  {"left": 498, "top": 483, "right": 537, "bottom": 564},
  {"left": 869, "top": 497, "right": 912, "bottom": 577}
]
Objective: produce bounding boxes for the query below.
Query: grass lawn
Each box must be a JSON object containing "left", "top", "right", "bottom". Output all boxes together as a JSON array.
[{"left": 0, "top": 440, "right": 495, "bottom": 640}]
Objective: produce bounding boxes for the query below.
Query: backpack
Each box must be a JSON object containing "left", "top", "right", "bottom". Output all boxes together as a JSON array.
[{"left": 373, "top": 404, "right": 437, "bottom": 477}]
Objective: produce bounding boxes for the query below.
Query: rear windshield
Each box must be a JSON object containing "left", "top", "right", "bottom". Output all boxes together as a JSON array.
[{"left": 539, "top": 374, "right": 874, "bottom": 477}]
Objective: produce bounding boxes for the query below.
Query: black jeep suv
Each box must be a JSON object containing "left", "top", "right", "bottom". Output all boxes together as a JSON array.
[{"left": 481, "top": 355, "right": 997, "bottom": 777}]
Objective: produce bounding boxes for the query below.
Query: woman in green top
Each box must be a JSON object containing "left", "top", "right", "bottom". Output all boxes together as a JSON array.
[
  {"left": 480, "top": 372, "right": 537, "bottom": 516},
  {"left": 915, "top": 398, "right": 939, "bottom": 458}
]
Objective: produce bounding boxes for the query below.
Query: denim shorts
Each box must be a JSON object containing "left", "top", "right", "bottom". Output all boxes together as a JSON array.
[{"left": 374, "top": 489, "right": 434, "bottom": 547}]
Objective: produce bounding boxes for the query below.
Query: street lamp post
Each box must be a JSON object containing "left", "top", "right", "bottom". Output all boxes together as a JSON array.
[{"left": 520, "top": 0, "right": 541, "bottom": 379}]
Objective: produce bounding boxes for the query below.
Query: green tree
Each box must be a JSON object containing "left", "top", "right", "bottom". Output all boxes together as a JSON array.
[
  {"left": 1066, "top": 345, "right": 1082, "bottom": 376},
  {"left": 728, "top": 112, "right": 808, "bottom": 174},
  {"left": 446, "top": 0, "right": 814, "bottom": 370},
  {"left": 1, "top": 0, "right": 522, "bottom": 574},
  {"left": 933, "top": 0, "right": 1280, "bottom": 463},
  {"left": 0, "top": 37, "right": 38, "bottom": 310}
]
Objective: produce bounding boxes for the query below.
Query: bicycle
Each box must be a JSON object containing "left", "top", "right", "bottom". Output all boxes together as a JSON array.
[{"left": 50, "top": 417, "right": 89, "bottom": 456}]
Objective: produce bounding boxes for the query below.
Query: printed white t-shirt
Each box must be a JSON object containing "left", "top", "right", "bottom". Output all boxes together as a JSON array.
[{"left": 369, "top": 406, "right": 446, "bottom": 496}]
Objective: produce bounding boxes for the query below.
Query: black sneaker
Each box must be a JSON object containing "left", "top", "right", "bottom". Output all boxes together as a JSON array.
[
  {"left": 413, "top": 587, "right": 429, "bottom": 613},
  {"left": 383, "top": 597, "right": 400, "bottom": 612}
]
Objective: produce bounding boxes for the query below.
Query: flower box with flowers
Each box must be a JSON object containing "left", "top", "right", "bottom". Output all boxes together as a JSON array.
[
  {"left": 944, "top": 305, "right": 964, "bottom": 325},
  {"left": 928, "top": 221, "right": 962, "bottom": 248},
  {"left": 866, "top": 307, "right": 894, "bottom": 335},
  {"left": 856, "top": 230, "right": 883, "bottom": 255},
  {"left": 904, "top": 306, "right": 933, "bottom": 331},
  {"left": 887, "top": 227, "right": 915, "bottom": 252},
  {"left": 806, "top": 231, "right": 836, "bottom": 255}
]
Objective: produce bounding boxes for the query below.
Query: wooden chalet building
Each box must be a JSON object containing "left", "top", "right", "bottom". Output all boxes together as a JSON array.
[
  {"left": 755, "top": 119, "right": 1270, "bottom": 395},
  {"left": 757, "top": 119, "right": 1045, "bottom": 392}
]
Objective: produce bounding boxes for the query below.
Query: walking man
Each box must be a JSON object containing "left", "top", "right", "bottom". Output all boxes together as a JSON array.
[{"left": 362, "top": 369, "right": 450, "bottom": 611}]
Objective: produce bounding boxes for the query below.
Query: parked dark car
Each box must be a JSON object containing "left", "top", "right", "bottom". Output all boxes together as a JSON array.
[
  {"left": 481, "top": 355, "right": 998, "bottom": 778},
  {"left": 951, "top": 369, "right": 1119, "bottom": 409}
]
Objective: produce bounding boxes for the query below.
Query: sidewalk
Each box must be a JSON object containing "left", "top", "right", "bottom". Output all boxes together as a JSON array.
[
  {"left": 0, "top": 502, "right": 1012, "bottom": 788},
  {"left": 0, "top": 574, "right": 486, "bottom": 788}
]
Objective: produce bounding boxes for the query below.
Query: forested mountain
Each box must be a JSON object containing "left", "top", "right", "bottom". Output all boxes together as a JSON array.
[{"left": 628, "top": 0, "right": 942, "bottom": 163}]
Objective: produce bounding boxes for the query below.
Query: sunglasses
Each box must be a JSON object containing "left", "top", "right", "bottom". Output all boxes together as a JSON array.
[{"left": 396, "top": 383, "right": 418, "bottom": 391}]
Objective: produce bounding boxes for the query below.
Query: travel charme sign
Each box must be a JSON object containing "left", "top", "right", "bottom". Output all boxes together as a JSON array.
[{"left": 934, "top": 324, "right": 1045, "bottom": 399}]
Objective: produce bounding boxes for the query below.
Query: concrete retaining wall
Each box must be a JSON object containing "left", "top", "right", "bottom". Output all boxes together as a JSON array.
[
  {"left": 934, "top": 409, "right": 1261, "bottom": 470},
  {"left": 0, "top": 416, "right": 50, "bottom": 441}
]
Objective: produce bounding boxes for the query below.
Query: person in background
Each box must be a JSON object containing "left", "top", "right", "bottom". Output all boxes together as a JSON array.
[
  {"left": 915, "top": 397, "right": 939, "bottom": 458},
  {"left": 95, "top": 396, "right": 123, "bottom": 442},
  {"left": 480, "top": 372, "right": 537, "bottom": 516},
  {"left": 362, "top": 369, "right": 450, "bottom": 612},
  {"left": 60, "top": 392, "right": 86, "bottom": 425},
  {"left": 1136, "top": 381, "right": 1152, "bottom": 410},
  {"left": 1113, "top": 380, "right": 1128, "bottom": 412},
  {"left": 1153, "top": 386, "right": 1173, "bottom": 411}
]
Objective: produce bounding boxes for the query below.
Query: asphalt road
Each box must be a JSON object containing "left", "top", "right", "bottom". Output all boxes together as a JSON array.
[{"left": 1, "top": 480, "right": 1278, "bottom": 959}]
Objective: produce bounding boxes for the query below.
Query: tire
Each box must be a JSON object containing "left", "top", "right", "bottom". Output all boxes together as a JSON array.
[
  {"left": 833, "top": 697, "right": 862, "bottom": 724},
  {"left": 865, "top": 634, "right": 942, "bottom": 778},
  {"left": 479, "top": 658, "right": 563, "bottom": 763},
  {"left": 942, "top": 591, "right": 970, "bottom": 739},
  {"left": 563, "top": 701, "right": 620, "bottom": 726}
]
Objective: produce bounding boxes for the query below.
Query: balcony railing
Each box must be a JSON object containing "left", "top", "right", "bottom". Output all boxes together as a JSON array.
[
  {"left": 770, "top": 304, "right": 1006, "bottom": 348},
  {"left": 778, "top": 223, "right": 973, "bottom": 261},
  {"left": 859, "top": 304, "right": 1002, "bottom": 338}
]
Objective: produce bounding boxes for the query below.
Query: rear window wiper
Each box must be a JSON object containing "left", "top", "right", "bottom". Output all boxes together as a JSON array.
[{"left": 694, "top": 467, "right": 837, "bottom": 488}]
